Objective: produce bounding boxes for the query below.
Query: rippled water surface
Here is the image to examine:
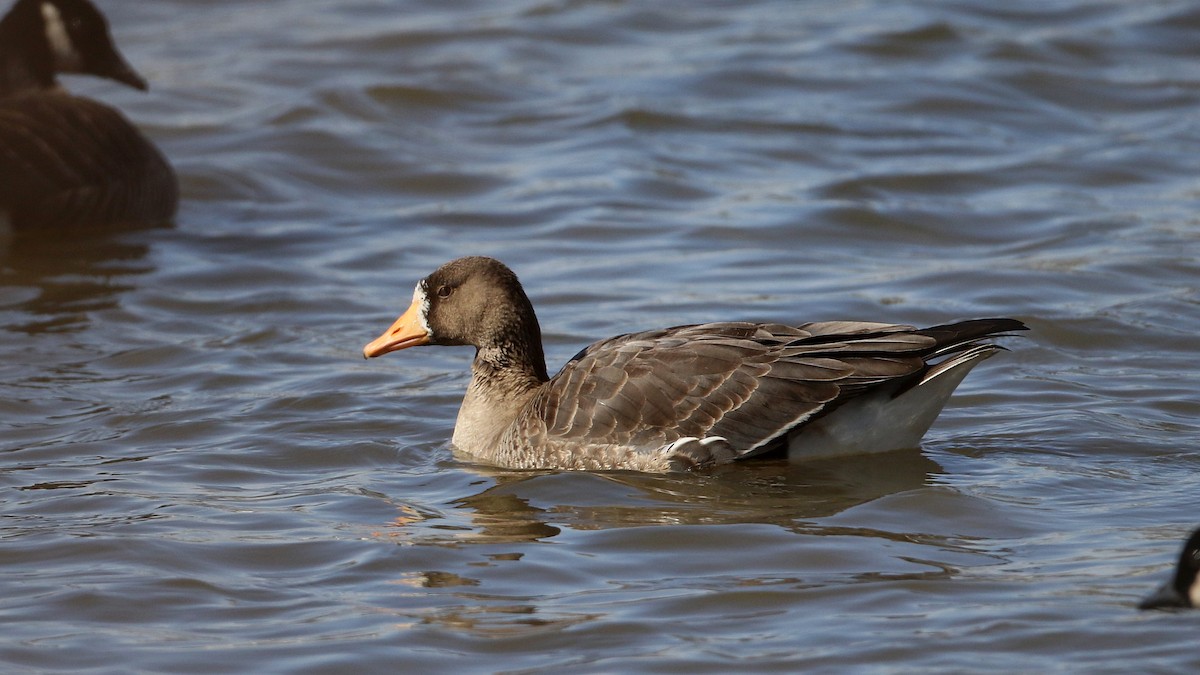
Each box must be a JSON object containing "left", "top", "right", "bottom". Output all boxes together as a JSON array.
[{"left": 3, "top": 0, "right": 1199, "bottom": 672}]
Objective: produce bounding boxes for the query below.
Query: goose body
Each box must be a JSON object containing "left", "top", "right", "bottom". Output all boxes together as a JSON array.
[
  {"left": 364, "top": 256, "right": 1027, "bottom": 472},
  {"left": 1140, "top": 528, "right": 1200, "bottom": 610},
  {"left": 0, "top": 0, "right": 177, "bottom": 230}
]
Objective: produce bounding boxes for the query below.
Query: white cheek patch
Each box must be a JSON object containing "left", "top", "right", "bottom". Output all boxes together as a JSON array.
[
  {"left": 414, "top": 282, "right": 432, "bottom": 336},
  {"left": 41, "top": 2, "right": 81, "bottom": 71},
  {"left": 1190, "top": 575, "right": 1200, "bottom": 608}
]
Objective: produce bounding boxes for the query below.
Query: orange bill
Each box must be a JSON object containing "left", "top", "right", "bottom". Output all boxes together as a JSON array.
[{"left": 363, "top": 299, "right": 430, "bottom": 358}]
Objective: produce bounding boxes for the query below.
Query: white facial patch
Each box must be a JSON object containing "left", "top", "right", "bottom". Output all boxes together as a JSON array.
[
  {"left": 1190, "top": 575, "right": 1200, "bottom": 608},
  {"left": 413, "top": 282, "right": 432, "bottom": 336},
  {"left": 41, "top": 2, "right": 81, "bottom": 71}
]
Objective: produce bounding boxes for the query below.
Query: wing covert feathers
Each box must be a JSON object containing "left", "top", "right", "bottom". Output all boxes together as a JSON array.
[{"left": 499, "top": 318, "right": 1025, "bottom": 469}]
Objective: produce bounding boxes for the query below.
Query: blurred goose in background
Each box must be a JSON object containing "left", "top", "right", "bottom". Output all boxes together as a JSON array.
[
  {"left": 1140, "top": 528, "right": 1200, "bottom": 610},
  {"left": 363, "top": 256, "right": 1028, "bottom": 472},
  {"left": 0, "top": 0, "right": 177, "bottom": 231}
]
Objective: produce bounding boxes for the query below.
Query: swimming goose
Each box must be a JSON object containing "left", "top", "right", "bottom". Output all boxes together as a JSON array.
[
  {"left": 1140, "top": 528, "right": 1200, "bottom": 610},
  {"left": 0, "top": 0, "right": 177, "bottom": 230},
  {"left": 364, "top": 256, "right": 1027, "bottom": 472}
]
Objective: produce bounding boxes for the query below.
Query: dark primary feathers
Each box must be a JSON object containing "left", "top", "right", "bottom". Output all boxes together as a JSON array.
[
  {"left": 0, "top": 0, "right": 177, "bottom": 230},
  {"left": 365, "top": 257, "right": 1028, "bottom": 472}
]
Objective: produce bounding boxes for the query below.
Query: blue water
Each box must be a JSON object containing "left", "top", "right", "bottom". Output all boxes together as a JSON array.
[{"left": 2, "top": 0, "right": 1198, "bottom": 672}]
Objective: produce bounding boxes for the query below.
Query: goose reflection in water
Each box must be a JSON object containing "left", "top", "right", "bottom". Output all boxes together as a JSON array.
[
  {"left": 1, "top": 232, "right": 152, "bottom": 334},
  {"left": 375, "top": 448, "right": 943, "bottom": 546}
]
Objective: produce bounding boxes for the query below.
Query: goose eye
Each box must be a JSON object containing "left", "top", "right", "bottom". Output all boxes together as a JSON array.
[{"left": 436, "top": 285, "right": 453, "bottom": 299}]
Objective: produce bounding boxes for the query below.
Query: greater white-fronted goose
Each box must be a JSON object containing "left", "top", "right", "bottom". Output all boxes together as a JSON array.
[
  {"left": 0, "top": 0, "right": 177, "bottom": 230},
  {"left": 364, "top": 256, "right": 1028, "bottom": 472},
  {"left": 1140, "top": 528, "right": 1200, "bottom": 610}
]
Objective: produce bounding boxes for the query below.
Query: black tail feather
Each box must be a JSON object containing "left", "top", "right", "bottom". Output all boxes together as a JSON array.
[{"left": 918, "top": 318, "right": 1029, "bottom": 349}]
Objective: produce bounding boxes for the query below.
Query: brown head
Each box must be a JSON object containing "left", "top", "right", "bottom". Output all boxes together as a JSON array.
[{"left": 363, "top": 256, "right": 550, "bottom": 382}]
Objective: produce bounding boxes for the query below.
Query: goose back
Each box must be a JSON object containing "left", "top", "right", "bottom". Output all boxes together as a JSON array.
[
  {"left": 0, "top": 92, "right": 176, "bottom": 227},
  {"left": 488, "top": 319, "right": 1022, "bottom": 470}
]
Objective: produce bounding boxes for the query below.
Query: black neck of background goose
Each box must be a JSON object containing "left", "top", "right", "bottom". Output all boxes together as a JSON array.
[
  {"left": 0, "top": 0, "right": 57, "bottom": 95},
  {"left": 1172, "top": 529, "right": 1200, "bottom": 601}
]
